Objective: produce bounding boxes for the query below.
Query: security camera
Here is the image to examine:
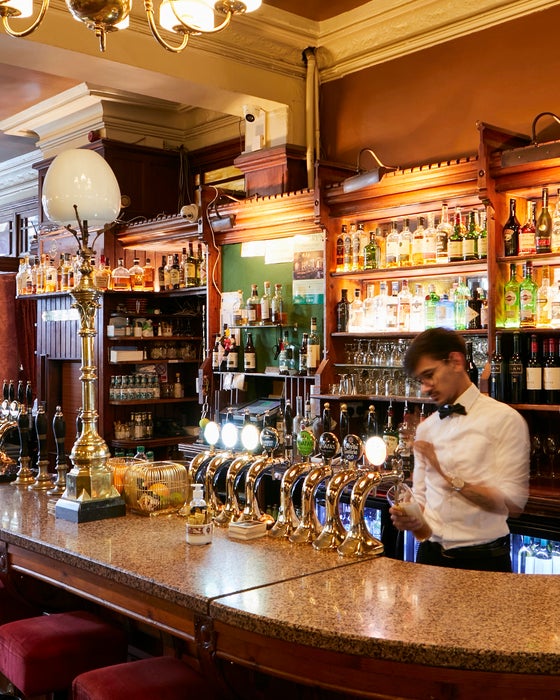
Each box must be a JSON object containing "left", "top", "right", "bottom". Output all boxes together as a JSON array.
[
  {"left": 180, "top": 204, "right": 199, "bottom": 221},
  {"left": 243, "top": 105, "right": 262, "bottom": 123}
]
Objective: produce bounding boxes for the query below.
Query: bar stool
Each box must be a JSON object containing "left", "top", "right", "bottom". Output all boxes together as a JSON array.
[
  {"left": 0, "top": 582, "right": 38, "bottom": 625},
  {"left": 72, "top": 656, "right": 210, "bottom": 700},
  {"left": 0, "top": 610, "right": 128, "bottom": 698}
]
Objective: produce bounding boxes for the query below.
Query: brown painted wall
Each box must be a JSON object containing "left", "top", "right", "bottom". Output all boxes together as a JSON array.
[{"left": 321, "top": 5, "right": 560, "bottom": 169}]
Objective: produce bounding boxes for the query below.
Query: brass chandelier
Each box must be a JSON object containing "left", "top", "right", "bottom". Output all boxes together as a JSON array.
[{"left": 0, "top": 0, "right": 261, "bottom": 52}]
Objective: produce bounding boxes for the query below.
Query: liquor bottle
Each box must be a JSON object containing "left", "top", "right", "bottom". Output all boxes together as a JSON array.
[
  {"left": 503, "top": 198, "right": 520, "bottom": 257},
  {"left": 93, "top": 254, "right": 110, "bottom": 291},
  {"left": 453, "top": 277, "right": 470, "bottom": 331},
  {"left": 163, "top": 254, "right": 173, "bottom": 290},
  {"left": 197, "top": 243, "right": 206, "bottom": 286},
  {"left": 143, "top": 258, "right": 155, "bottom": 292},
  {"left": 45, "top": 255, "right": 57, "bottom": 293},
  {"left": 246, "top": 283, "right": 260, "bottom": 325},
  {"left": 477, "top": 209, "right": 488, "bottom": 260},
  {"left": 298, "top": 333, "right": 308, "bottom": 375},
  {"left": 551, "top": 188, "right": 560, "bottom": 253},
  {"left": 436, "top": 203, "right": 452, "bottom": 263},
  {"left": 111, "top": 258, "right": 132, "bottom": 291},
  {"left": 335, "top": 225, "right": 346, "bottom": 272},
  {"left": 519, "top": 261, "right": 538, "bottom": 329},
  {"left": 307, "top": 317, "right": 321, "bottom": 374},
  {"left": 375, "top": 227, "right": 386, "bottom": 268},
  {"left": 187, "top": 242, "right": 197, "bottom": 286},
  {"left": 169, "top": 253, "right": 181, "bottom": 289},
  {"left": 543, "top": 337, "right": 560, "bottom": 404},
  {"left": 363, "top": 285, "right": 376, "bottom": 331},
  {"left": 220, "top": 323, "right": 232, "bottom": 371},
  {"left": 260, "top": 281, "right": 272, "bottom": 325},
  {"left": 179, "top": 247, "right": 188, "bottom": 287},
  {"left": 422, "top": 212, "right": 437, "bottom": 265},
  {"left": 363, "top": 229, "right": 381, "bottom": 269},
  {"left": 382, "top": 402, "right": 399, "bottom": 459},
  {"left": 373, "top": 281, "right": 389, "bottom": 331},
  {"left": 343, "top": 225, "right": 352, "bottom": 271},
  {"left": 348, "top": 288, "right": 364, "bottom": 332},
  {"left": 211, "top": 334, "right": 221, "bottom": 371},
  {"left": 549, "top": 279, "right": 560, "bottom": 328},
  {"left": 525, "top": 333, "right": 543, "bottom": 404},
  {"left": 385, "top": 220, "right": 400, "bottom": 268},
  {"left": 518, "top": 200, "right": 537, "bottom": 256},
  {"left": 60, "top": 253, "right": 73, "bottom": 292},
  {"left": 410, "top": 283, "right": 425, "bottom": 332},
  {"left": 157, "top": 256, "right": 167, "bottom": 292},
  {"left": 226, "top": 334, "right": 238, "bottom": 371},
  {"left": 128, "top": 258, "right": 144, "bottom": 291},
  {"left": 339, "top": 403, "right": 349, "bottom": 440},
  {"left": 243, "top": 332, "right": 257, "bottom": 372},
  {"left": 173, "top": 373, "right": 184, "bottom": 398},
  {"left": 398, "top": 218, "right": 413, "bottom": 267},
  {"left": 411, "top": 216, "right": 425, "bottom": 266},
  {"left": 424, "top": 284, "right": 440, "bottom": 329},
  {"left": 467, "top": 286, "right": 482, "bottom": 330},
  {"left": 537, "top": 267, "right": 551, "bottom": 328},
  {"left": 536, "top": 187, "right": 552, "bottom": 254},
  {"left": 271, "top": 283, "right": 284, "bottom": 324},
  {"left": 364, "top": 404, "right": 378, "bottom": 438},
  {"left": 278, "top": 331, "right": 291, "bottom": 375},
  {"left": 351, "top": 223, "right": 362, "bottom": 271},
  {"left": 462, "top": 211, "right": 478, "bottom": 261},
  {"left": 397, "top": 279, "right": 411, "bottom": 331},
  {"left": 465, "top": 340, "right": 479, "bottom": 387},
  {"left": 336, "top": 289, "right": 350, "bottom": 332},
  {"left": 489, "top": 333, "right": 506, "bottom": 402},
  {"left": 385, "top": 281, "right": 399, "bottom": 330},
  {"left": 448, "top": 209, "right": 464, "bottom": 262},
  {"left": 284, "top": 399, "right": 293, "bottom": 451},
  {"left": 503, "top": 263, "right": 520, "bottom": 328},
  {"left": 508, "top": 332, "right": 524, "bottom": 404}
]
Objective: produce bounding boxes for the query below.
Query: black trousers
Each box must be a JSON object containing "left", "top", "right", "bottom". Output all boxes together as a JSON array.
[{"left": 416, "top": 536, "right": 512, "bottom": 573}]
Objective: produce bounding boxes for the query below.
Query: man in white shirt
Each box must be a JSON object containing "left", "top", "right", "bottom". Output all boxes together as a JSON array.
[{"left": 390, "top": 327, "right": 530, "bottom": 572}]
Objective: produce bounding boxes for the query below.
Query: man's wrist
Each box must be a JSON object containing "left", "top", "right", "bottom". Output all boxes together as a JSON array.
[{"left": 445, "top": 474, "right": 465, "bottom": 492}]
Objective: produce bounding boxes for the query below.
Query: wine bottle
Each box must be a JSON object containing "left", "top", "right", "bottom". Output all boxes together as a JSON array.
[
  {"left": 508, "top": 332, "right": 524, "bottom": 404},
  {"left": 336, "top": 289, "right": 350, "bottom": 332},
  {"left": 489, "top": 333, "right": 506, "bottom": 402},
  {"left": 243, "top": 332, "right": 257, "bottom": 372},
  {"left": 465, "top": 340, "right": 479, "bottom": 387},
  {"left": 525, "top": 334, "right": 542, "bottom": 404},
  {"left": 543, "top": 337, "right": 560, "bottom": 404},
  {"left": 382, "top": 402, "right": 399, "bottom": 458},
  {"left": 536, "top": 187, "right": 552, "bottom": 254},
  {"left": 503, "top": 198, "right": 520, "bottom": 257},
  {"left": 226, "top": 335, "right": 238, "bottom": 371},
  {"left": 211, "top": 334, "right": 221, "bottom": 371}
]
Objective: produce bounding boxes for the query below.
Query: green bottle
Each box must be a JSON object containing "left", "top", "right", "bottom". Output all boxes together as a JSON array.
[
  {"left": 519, "top": 261, "right": 538, "bottom": 329},
  {"left": 503, "top": 263, "right": 520, "bottom": 329},
  {"left": 448, "top": 209, "right": 464, "bottom": 262},
  {"left": 363, "top": 230, "right": 380, "bottom": 270},
  {"left": 424, "top": 283, "right": 440, "bottom": 329},
  {"left": 462, "top": 211, "right": 478, "bottom": 261}
]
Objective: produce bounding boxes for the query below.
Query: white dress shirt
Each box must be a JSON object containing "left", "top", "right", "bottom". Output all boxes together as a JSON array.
[{"left": 412, "top": 383, "right": 530, "bottom": 550}]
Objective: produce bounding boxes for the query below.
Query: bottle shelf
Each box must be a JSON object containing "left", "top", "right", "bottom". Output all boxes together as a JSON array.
[
  {"left": 510, "top": 403, "right": 560, "bottom": 412},
  {"left": 108, "top": 359, "right": 199, "bottom": 365},
  {"left": 106, "top": 335, "right": 202, "bottom": 342},
  {"left": 497, "top": 253, "right": 560, "bottom": 266},
  {"left": 496, "top": 327, "right": 560, "bottom": 334},
  {"left": 313, "top": 393, "right": 429, "bottom": 404},
  {"left": 109, "top": 397, "right": 198, "bottom": 406},
  {"left": 213, "top": 370, "right": 316, "bottom": 379},
  {"left": 330, "top": 259, "right": 487, "bottom": 282},
  {"left": 110, "top": 436, "right": 196, "bottom": 449},
  {"left": 332, "top": 329, "right": 487, "bottom": 338}
]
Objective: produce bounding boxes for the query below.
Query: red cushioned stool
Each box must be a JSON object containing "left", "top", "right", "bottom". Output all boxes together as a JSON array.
[
  {"left": 72, "top": 656, "right": 208, "bottom": 700},
  {"left": 0, "top": 610, "right": 128, "bottom": 697},
  {"left": 0, "top": 581, "right": 38, "bottom": 625}
]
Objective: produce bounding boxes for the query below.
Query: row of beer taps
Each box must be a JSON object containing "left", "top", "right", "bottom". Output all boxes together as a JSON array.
[{"left": 186, "top": 407, "right": 405, "bottom": 557}]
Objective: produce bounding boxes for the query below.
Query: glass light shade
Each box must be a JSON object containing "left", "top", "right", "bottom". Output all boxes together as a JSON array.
[
  {"left": 5, "top": 0, "right": 33, "bottom": 17},
  {"left": 42, "top": 149, "right": 121, "bottom": 229},
  {"left": 364, "top": 436, "right": 387, "bottom": 467},
  {"left": 213, "top": 0, "right": 261, "bottom": 12},
  {"left": 159, "top": 0, "right": 214, "bottom": 32},
  {"left": 240, "top": 423, "right": 259, "bottom": 452},
  {"left": 203, "top": 421, "right": 220, "bottom": 446},
  {"left": 239, "top": 0, "right": 261, "bottom": 12},
  {"left": 221, "top": 421, "right": 238, "bottom": 449}
]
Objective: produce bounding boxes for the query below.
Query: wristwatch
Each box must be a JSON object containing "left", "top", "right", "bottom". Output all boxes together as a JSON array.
[{"left": 449, "top": 475, "right": 465, "bottom": 492}]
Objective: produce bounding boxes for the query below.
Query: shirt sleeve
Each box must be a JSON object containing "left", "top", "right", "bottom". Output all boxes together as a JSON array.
[{"left": 494, "top": 408, "right": 530, "bottom": 511}]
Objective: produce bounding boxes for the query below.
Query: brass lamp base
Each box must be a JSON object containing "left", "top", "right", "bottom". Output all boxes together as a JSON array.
[{"left": 55, "top": 495, "right": 126, "bottom": 523}]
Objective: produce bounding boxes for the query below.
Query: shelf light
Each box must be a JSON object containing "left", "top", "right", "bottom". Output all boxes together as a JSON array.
[
  {"left": 501, "top": 112, "right": 560, "bottom": 168},
  {"left": 342, "top": 148, "right": 397, "bottom": 194}
]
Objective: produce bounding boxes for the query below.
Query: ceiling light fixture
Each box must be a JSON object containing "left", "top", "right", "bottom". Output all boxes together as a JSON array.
[
  {"left": 0, "top": 0, "right": 261, "bottom": 53},
  {"left": 342, "top": 147, "right": 398, "bottom": 194},
  {"left": 501, "top": 111, "right": 560, "bottom": 168}
]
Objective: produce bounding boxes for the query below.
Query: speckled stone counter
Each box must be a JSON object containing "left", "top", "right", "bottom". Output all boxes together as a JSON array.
[{"left": 2, "top": 485, "right": 560, "bottom": 698}]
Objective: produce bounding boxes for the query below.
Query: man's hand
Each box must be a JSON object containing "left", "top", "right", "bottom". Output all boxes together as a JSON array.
[{"left": 389, "top": 504, "right": 424, "bottom": 532}]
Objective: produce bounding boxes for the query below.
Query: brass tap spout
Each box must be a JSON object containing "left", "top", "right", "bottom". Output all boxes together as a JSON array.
[
  {"left": 213, "top": 452, "right": 254, "bottom": 527},
  {"left": 203, "top": 450, "right": 234, "bottom": 517},
  {"left": 269, "top": 460, "right": 312, "bottom": 539},
  {"left": 289, "top": 432, "right": 340, "bottom": 545},
  {"left": 337, "top": 458, "right": 404, "bottom": 558},
  {"left": 313, "top": 464, "right": 357, "bottom": 551},
  {"left": 188, "top": 445, "right": 217, "bottom": 485}
]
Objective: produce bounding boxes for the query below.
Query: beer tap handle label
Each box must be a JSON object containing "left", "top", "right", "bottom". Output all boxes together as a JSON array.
[
  {"left": 296, "top": 429, "right": 315, "bottom": 457},
  {"left": 318, "top": 432, "right": 339, "bottom": 460},
  {"left": 260, "top": 426, "right": 279, "bottom": 453},
  {"left": 341, "top": 434, "right": 363, "bottom": 464}
]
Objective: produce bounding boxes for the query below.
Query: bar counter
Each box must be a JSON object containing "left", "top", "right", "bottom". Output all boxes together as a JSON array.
[{"left": 1, "top": 485, "right": 559, "bottom": 699}]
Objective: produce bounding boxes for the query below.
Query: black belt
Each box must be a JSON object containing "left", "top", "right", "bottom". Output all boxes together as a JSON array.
[{"left": 430, "top": 536, "right": 510, "bottom": 560}]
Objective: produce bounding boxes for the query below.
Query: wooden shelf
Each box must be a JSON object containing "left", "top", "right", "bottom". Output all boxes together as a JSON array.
[
  {"left": 110, "top": 436, "right": 194, "bottom": 449},
  {"left": 331, "top": 259, "right": 487, "bottom": 282},
  {"left": 109, "top": 397, "right": 198, "bottom": 406}
]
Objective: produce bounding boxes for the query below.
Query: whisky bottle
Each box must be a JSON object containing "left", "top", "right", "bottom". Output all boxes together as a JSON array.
[
  {"left": 462, "top": 211, "right": 478, "bottom": 261},
  {"left": 143, "top": 258, "right": 155, "bottom": 292},
  {"left": 173, "top": 373, "right": 184, "bottom": 398},
  {"left": 226, "top": 335, "right": 238, "bottom": 371},
  {"left": 307, "top": 317, "right": 320, "bottom": 374},
  {"left": 423, "top": 212, "right": 438, "bottom": 265},
  {"left": 157, "top": 256, "right": 167, "bottom": 292},
  {"left": 128, "top": 258, "right": 144, "bottom": 291},
  {"left": 271, "top": 283, "right": 284, "bottom": 324},
  {"left": 211, "top": 334, "right": 221, "bottom": 371},
  {"left": 477, "top": 209, "right": 488, "bottom": 260},
  {"left": 503, "top": 198, "right": 520, "bottom": 257},
  {"left": 260, "top": 281, "right": 272, "bottom": 325},
  {"left": 94, "top": 254, "right": 111, "bottom": 291},
  {"left": 536, "top": 187, "right": 552, "bottom": 254},
  {"left": 111, "top": 258, "right": 132, "bottom": 291},
  {"left": 448, "top": 209, "right": 464, "bottom": 262},
  {"left": 243, "top": 332, "right": 257, "bottom": 372},
  {"left": 169, "top": 253, "right": 181, "bottom": 289},
  {"left": 246, "top": 284, "right": 260, "bottom": 326},
  {"left": 385, "top": 220, "right": 399, "bottom": 268},
  {"left": 351, "top": 223, "right": 362, "bottom": 271},
  {"left": 335, "top": 225, "right": 346, "bottom": 272},
  {"left": 186, "top": 242, "right": 198, "bottom": 286},
  {"left": 382, "top": 402, "right": 399, "bottom": 458},
  {"left": 551, "top": 188, "right": 560, "bottom": 253},
  {"left": 411, "top": 217, "right": 425, "bottom": 266}
]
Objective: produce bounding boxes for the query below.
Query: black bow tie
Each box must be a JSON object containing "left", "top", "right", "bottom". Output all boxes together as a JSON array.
[{"left": 438, "top": 403, "right": 467, "bottom": 419}]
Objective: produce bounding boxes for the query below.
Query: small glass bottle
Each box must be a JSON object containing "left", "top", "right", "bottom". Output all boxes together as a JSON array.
[
  {"left": 111, "top": 258, "right": 132, "bottom": 291},
  {"left": 246, "top": 284, "right": 260, "bottom": 326},
  {"left": 244, "top": 332, "right": 257, "bottom": 372},
  {"left": 271, "top": 283, "right": 284, "bottom": 324},
  {"left": 143, "top": 258, "right": 155, "bottom": 292},
  {"left": 128, "top": 258, "right": 144, "bottom": 291},
  {"left": 260, "top": 281, "right": 272, "bottom": 325},
  {"left": 134, "top": 445, "right": 147, "bottom": 461},
  {"left": 173, "top": 373, "right": 184, "bottom": 398},
  {"left": 185, "top": 484, "right": 213, "bottom": 545}
]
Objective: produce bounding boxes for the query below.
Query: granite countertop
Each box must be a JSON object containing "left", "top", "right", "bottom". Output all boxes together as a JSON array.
[{"left": 2, "top": 485, "right": 560, "bottom": 674}]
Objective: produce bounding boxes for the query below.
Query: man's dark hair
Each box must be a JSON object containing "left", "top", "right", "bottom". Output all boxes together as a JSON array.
[{"left": 403, "top": 327, "right": 467, "bottom": 376}]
